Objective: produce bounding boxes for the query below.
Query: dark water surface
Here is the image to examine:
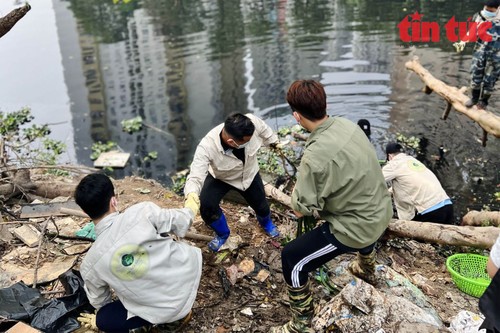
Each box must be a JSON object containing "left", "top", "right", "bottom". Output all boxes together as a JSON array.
[{"left": 0, "top": 0, "right": 498, "bottom": 219}]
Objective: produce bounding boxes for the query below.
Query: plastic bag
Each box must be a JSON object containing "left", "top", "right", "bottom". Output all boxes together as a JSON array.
[{"left": 0, "top": 270, "right": 90, "bottom": 333}]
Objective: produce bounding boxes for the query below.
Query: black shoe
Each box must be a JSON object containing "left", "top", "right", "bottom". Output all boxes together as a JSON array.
[{"left": 465, "top": 89, "right": 481, "bottom": 108}]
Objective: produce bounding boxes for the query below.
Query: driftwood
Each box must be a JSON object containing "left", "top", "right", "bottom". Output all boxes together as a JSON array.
[
  {"left": 405, "top": 56, "right": 500, "bottom": 145},
  {"left": 461, "top": 210, "right": 500, "bottom": 227},
  {"left": 0, "top": 169, "right": 37, "bottom": 199},
  {"left": 264, "top": 181, "right": 291, "bottom": 207},
  {"left": 387, "top": 219, "right": 499, "bottom": 249},
  {"left": 263, "top": 182, "right": 499, "bottom": 249},
  {"left": 0, "top": 3, "right": 31, "bottom": 39}
]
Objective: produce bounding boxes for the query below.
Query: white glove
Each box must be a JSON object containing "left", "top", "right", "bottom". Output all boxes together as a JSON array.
[{"left": 453, "top": 40, "right": 466, "bottom": 53}]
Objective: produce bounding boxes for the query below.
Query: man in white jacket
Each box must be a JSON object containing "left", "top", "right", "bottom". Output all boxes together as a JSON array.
[
  {"left": 75, "top": 173, "right": 202, "bottom": 333},
  {"left": 184, "top": 113, "right": 280, "bottom": 252},
  {"left": 382, "top": 142, "right": 454, "bottom": 224}
]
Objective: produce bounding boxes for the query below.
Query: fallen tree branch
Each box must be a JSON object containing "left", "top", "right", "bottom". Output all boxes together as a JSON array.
[
  {"left": 461, "top": 210, "right": 500, "bottom": 227},
  {"left": 0, "top": 164, "right": 99, "bottom": 174},
  {"left": 264, "top": 181, "right": 291, "bottom": 207},
  {"left": 0, "top": 3, "right": 31, "bottom": 39},
  {"left": 405, "top": 56, "right": 500, "bottom": 141},
  {"left": 386, "top": 219, "right": 499, "bottom": 249},
  {"left": 263, "top": 182, "right": 499, "bottom": 249}
]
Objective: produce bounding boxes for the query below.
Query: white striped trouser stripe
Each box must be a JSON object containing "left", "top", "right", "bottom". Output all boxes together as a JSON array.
[{"left": 291, "top": 244, "right": 337, "bottom": 288}]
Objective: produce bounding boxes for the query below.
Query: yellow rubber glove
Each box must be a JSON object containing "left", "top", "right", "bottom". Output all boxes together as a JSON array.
[
  {"left": 77, "top": 312, "right": 97, "bottom": 331},
  {"left": 184, "top": 192, "right": 200, "bottom": 217}
]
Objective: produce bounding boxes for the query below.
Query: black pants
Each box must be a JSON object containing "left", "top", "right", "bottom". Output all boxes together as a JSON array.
[
  {"left": 96, "top": 300, "right": 151, "bottom": 332},
  {"left": 281, "top": 223, "right": 375, "bottom": 288},
  {"left": 413, "top": 204, "right": 454, "bottom": 224},
  {"left": 199, "top": 173, "right": 270, "bottom": 223}
]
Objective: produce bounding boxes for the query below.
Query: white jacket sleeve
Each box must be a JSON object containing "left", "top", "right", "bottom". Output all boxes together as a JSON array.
[
  {"left": 247, "top": 114, "right": 278, "bottom": 146},
  {"left": 145, "top": 202, "right": 193, "bottom": 237},
  {"left": 184, "top": 144, "right": 211, "bottom": 196},
  {"left": 382, "top": 162, "right": 397, "bottom": 182},
  {"left": 83, "top": 276, "right": 112, "bottom": 310}
]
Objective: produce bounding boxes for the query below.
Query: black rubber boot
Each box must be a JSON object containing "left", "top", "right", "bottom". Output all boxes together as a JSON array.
[
  {"left": 477, "top": 93, "right": 491, "bottom": 110},
  {"left": 465, "top": 89, "right": 481, "bottom": 108}
]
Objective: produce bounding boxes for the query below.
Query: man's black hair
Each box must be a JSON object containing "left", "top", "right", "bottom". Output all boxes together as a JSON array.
[
  {"left": 75, "top": 173, "right": 115, "bottom": 220},
  {"left": 485, "top": 0, "right": 500, "bottom": 8},
  {"left": 224, "top": 113, "right": 255, "bottom": 141}
]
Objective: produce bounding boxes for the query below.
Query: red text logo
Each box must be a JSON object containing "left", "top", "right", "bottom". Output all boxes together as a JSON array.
[{"left": 397, "top": 12, "right": 493, "bottom": 42}]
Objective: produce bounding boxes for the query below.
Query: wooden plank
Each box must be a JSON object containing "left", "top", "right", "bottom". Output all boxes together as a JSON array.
[
  {"left": 93, "top": 151, "right": 130, "bottom": 168},
  {"left": 12, "top": 225, "right": 40, "bottom": 247},
  {"left": 20, "top": 201, "right": 82, "bottom": 218}
]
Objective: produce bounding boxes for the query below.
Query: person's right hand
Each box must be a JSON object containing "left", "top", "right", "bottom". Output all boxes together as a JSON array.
[
  {"left": 184, "top": 192, "right": 200, "bottom": 217},
  {"left": 453, "top": 40, "right": 466, "bottom": 53},
  {"left": 77, "top": 312, "right": 97, "bottom": 331}
]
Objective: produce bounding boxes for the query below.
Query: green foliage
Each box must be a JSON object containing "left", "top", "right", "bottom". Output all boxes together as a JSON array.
[
  {"left": 121, "top": 116, "right": 143, "bottom": 134},
  {"left": 171, "top": 172, "right": 187, "bottom": 196},
  {"left": 0, "top": 107, "right": 33, "bottom": 135},
  {"left": 396, "top": 133, "right": 421, "bottom": 153},
  {"left": 143, "top": 151, "right": 158, "bottom": 162},
  {"left": 495, "top": 192, "right": 500, "bottom": 202},
  {"left": 90, "top": 141, "right": 117, "bottom": 160},
  {"left": 257, "top": 124, "right": 305, "bottom": 177},
  {"left": 0, "top": 108, "right": 66, "bottom": 167}
]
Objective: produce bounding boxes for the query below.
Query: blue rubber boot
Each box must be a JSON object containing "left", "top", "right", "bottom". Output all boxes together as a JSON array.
[
  {"left": 207, "top": 212, "right": 230, "bottom": 252},
  {"left": 257, "top": 214, "right": 280, "bottom": 238}
]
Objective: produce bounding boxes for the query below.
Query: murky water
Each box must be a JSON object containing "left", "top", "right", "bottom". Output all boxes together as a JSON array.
[{"left": 0, "top": 0, "right": 498, "bottom": 218}]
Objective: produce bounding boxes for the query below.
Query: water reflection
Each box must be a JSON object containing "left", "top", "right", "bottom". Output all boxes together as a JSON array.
[{"left": 43, "top": 0, "right": 496, "bottom": 214}]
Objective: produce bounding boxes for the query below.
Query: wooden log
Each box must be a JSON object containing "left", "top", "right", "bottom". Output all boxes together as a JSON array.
[
  {"left": 0, "top": 4, "right": 31, "bottom": 38},
  {"left": 262, "top": 182, "right": 500, "bottom": 249},
  {"left": 461, "top": 210, "right": 500, "bottom": 227},
  {"left": 386, "top": 219, "right": 499, "bottom": 249},
  {"left": 263, "top": 181, "right": 291, "bottom": 207},
  {"left": 405, "top": 56, "right": 500, "bottom": 139},
  {"left": 32, "top": 181, "right": 76, "bottom": 199}
]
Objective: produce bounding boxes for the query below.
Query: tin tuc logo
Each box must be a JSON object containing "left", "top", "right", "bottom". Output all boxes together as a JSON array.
[{"left": 397, "top": 11, "right": 493, "bottom": 42}]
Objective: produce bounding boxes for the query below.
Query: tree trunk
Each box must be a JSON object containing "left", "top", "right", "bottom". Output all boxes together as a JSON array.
[
  {"left": 405, "top": 56, "right": 500, "bottom": 139},
  {"left": 386, "top": 219, "right": 499, "bottom": 249},
  {"left": 0, "top": 169, "right": 36, "bottom": 199},
  {"left": 461, "top": 210, "right": 500, "bottom": 227},
  {"left": 32, "top": 181, "right": 77, "bottom": 199},
  {"left": 263, "top": 182, "right": 499, "bottom": 249},
  {"left": 0, "top": 4, "right": 31, "bottom": 39}
]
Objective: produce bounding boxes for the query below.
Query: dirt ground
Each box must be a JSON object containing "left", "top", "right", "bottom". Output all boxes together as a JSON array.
[{"left": 0, "top": 175, "right": 485, "bottom": 332}]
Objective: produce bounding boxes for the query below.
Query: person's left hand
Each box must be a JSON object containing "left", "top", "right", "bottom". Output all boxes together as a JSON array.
[
  {"left": 453, "top": 40, "right": 466, "bottom": 53},
  {"left": 270, "top": 141, "right": 285, "bottom": 151},
  {"left": 77, "top": 312, "right": 97, "bottom": 331}
]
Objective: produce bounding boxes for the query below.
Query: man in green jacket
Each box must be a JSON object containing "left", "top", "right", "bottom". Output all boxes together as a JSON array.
[{"left": 271, "top": 80, "right": 392, "bottom": 333}]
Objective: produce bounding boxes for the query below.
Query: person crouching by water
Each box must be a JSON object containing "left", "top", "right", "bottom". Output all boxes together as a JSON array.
[
  {"left": 382, "top": 142, "right": 454, "bottom": 224},
  {"left": 75, "top": 173, "right": 202, "bottom": 333},
  {"left": 183, "top": 113, "right": 281, "bottom": 252}
]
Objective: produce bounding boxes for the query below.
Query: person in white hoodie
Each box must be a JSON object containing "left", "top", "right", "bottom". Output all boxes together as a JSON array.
[
  {"left": 382, "top": 142, "right": 454, "bottom": 224},
  {"left": 75, "top": 173, "right": 202, "bottom": 333}
]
